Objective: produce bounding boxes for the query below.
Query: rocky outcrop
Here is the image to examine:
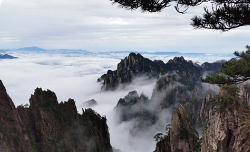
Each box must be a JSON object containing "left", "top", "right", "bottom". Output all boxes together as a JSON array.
[
  {"left": 82, "top": 99, "right": 97, "bottom": 107},
  {"left": 99, "top": 53, "right": 204, "bottom": 90},
  {"left": 239, "top": 82, "right": 250, "bottom": 105},
  {"left": 151, "top": 74, "right": 200, "bottom": 110},
  {"left": 201, "top": 86, "right": 250, "bottom": 152},
  {"left": 114, "top": 74, "right": 217, "bottom": 131},
  {"left": 115, "top": 91, "right": 157, "bottom": 130},
  {"left": 0, "top": 80, "right": 113, "bottom": 152},
  {"left": 99, "top": 53, "right": 228, "bottom": 91},
  {"left": 100, "top": 53, "right": 164, "bottom": 90},
  {"left": 99, "top": 53, "right": 229, "bottom": 91},
  {"left": 166, "top": 57, "right": 202, "bottom": 82},
  {"left": 195, "top": 91, "right": 215, "bottom": 128},
  {"left": 170, "top": 105, "right": 199, "bottom": 152},
  {"left": 201, "top": 60, "right": 226, "bottom": 73},
  {"left": 0, "top": 81, "right": 36, "bottom": 152},
  {"left": 154, "top": 105, "right": 200, "bottom": 152}
]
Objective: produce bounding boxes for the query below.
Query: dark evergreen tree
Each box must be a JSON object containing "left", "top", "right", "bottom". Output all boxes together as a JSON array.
[
  {"left": 201, "top": 45, "right": 250, "bottom": 85},
  {"left": 110, "top": 0, "right": 250, "bottom": 31}
]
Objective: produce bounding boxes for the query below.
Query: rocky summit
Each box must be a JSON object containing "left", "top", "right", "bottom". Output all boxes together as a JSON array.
[
  {"left": 112, "top": 55, "right": 225, "bottom": 131},
  {"left": 98, "top": 53, "right": 224, "bottom": 91},
  {"left": 0, "top": 80, "right": 113, "bottom": 152},
  {"left": 154, "top": 105, "right": 200, "bottom": 152},
  {"left": 109, "top": 53, "right": 250, "bottom": 151}
]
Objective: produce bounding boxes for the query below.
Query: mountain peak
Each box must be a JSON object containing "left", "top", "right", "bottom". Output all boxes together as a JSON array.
[
  {"left": 0, "top": 80, "right": 6, "bottom": 92},
  {"left": 15, "top": 46, "right": 47, "bottom": 52},
  {"left": 167, "top": 56, "right": 186, "bottom": 63}
]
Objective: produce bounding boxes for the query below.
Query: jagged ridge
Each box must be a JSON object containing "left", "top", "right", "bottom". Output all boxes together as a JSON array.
[
  {"left": 0, "top": 80, "right": 113, "bottom": 152},
  {"left": 98, "top": 53, "right": 225, "bottom": 91}
]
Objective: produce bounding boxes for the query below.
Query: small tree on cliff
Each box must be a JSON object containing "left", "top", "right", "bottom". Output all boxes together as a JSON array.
[
  {"left": 110, "top": 0, "right": 250, "bottom": 31},
  {"left": 201, "top": 45, "right": 250, "bottom": 85},
  {"left": 154, "top": 133, "right": 164, "bottom": 142}
]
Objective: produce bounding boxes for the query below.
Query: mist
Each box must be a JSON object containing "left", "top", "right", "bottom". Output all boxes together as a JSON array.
[{"left": 0, "top": 52, "right": 229, "bottom": 152}]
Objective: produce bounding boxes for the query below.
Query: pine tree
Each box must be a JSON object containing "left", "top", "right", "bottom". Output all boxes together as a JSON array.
[
  {"left": 110, "top": 0, "right": 250, "bottom": 31},
  {"left": 201, "top": 45, "right": 250, "bottom": 85}
]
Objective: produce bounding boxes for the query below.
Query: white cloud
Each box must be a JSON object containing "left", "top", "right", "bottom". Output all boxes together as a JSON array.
[{"left": 0, "top": 52, "right": 237, "bottom": 152}]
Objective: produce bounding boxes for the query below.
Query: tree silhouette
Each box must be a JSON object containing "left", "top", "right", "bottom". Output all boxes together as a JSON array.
[{"left": 110, "top": 0, "right": 250, "bottom": 31}]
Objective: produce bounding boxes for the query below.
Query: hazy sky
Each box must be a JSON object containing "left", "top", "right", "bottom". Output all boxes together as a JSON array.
[{"left": 0, "top": 0, "right": 249, "bottom": 53}]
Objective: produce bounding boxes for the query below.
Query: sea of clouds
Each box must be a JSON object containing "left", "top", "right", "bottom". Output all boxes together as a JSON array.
[{"left": 0, "top": 51, "right": 233, "bottom": 152}]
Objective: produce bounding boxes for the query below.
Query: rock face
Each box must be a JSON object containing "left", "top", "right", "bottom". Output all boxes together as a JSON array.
[
  {"left": 115, "top": 91, "right": 156, "bottom": 130},
  {"left": 0, "top": 80, "right": 113, "bottom": 152},
  {"left": 114, "top": 73, "right": 219, "bottom": 131},
  {"left": 151, "top": 74, "right": 200, "bottom": 110},
  {"left": 153, "top": 84, "right": 250, "bottom": 152},
  {"left": 100, "top": 53, "right": 164, "bottom": 90},
  {"left": 99, "top": 53, "right": 206, "bottom": 90},
  {"left": 201, "top": 60, "right": 226, "bottom": 73},
  {"left": 195, "top": 91, "right": 215, "bottom": 128},
  {"left": 82, "top": 99, "right": 97, "bottom": 107},
  {"left": 170, "top": 105, "right": 199, "bottom": 152},
  {"left": 201, "top": 86, "right": 250, "bottom": 152},
  {"left": 99, "top": 53, "right": 226, "bottom": 91},
  {"left": 0, "top": 80, "right": 35, "bottom": 151},
  {"left": 154, "top": 105, "right": 200, "bottom": 152},
  {"left": 239, "top": 82, "right": 250, "bottom": 105}
]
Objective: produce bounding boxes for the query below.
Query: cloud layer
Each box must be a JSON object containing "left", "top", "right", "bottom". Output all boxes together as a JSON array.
[{"left": 0, "top": 52, "right": 235, "bottom": 152}]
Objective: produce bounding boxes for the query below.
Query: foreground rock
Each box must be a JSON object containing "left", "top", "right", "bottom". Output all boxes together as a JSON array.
[
  {"left": 0, "top": 80, "right": 113, "bottom": 152},
  {"left": 154, "top": 105, "right": 200, "bottom": 152},
  {"left": 201, "top": 85, "right": 250, "bottom": 152}
]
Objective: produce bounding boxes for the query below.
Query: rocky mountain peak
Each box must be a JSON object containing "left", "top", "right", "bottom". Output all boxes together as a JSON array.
[
  {"left": 29, "top": 88, "right": 58, "bottom": 109},
  {"left": 0, "top": 80, "right": 113, "bottom": 152},
  {"left": 154, "top": 105, "right": 200, "bottom": 152},
  {"left": 0, "top": 80, "right": 6, "bottom": 92},
  {"left": 0, "top": 80, "right": 16, "bottom": 112},
  {"left": 170, "top": 105, "right": 199, "bottom": 152},
  {"left": 167, "top": 56, "right": 185, "bottom": 64},
  {"left": 99, "top": 53, "right": 207, "bottom": 91}
]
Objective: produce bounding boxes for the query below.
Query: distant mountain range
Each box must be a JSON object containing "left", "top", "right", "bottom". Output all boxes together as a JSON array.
[
  {"left": 0, "top": 47, "right": 234, "bottom": 58},
  {"left": 0, "top": 47, "right": 92, "bottom": 54},
  {"left": 0, "top": 54, "right": 17, "bottom": 59}
]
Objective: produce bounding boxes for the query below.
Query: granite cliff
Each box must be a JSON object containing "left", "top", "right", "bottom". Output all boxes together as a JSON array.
[
  {"left": 154, "top": 105, "right": 200, "bottom": 152},
  {"left": 106, "top": 54, "right": 223, "bottom": 130},
  {"left": 109, "top": 54, "right": 250, "bottom": 151},
  {"left": 115, "top": 90, "right": 157, "bottom": 132},
  {"left": 201, "top": 85, "right": 250, "bottom": 152},
  {"left": 114, "top": 72, "right": 218, "bottom": 130},
  {"left": 154, "top": 84, "right": 250, "bottom": 152},
  {"left": 0, "top": 80, "right": 113, "bottom": 152},
  {"left": 98, "top": 53, "right": 224, "bottom": 90}
]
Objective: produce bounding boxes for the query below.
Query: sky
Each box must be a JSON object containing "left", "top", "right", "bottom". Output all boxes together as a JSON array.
[{"left": 0, "top": 0, "right": 250, "bottom": 53}]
